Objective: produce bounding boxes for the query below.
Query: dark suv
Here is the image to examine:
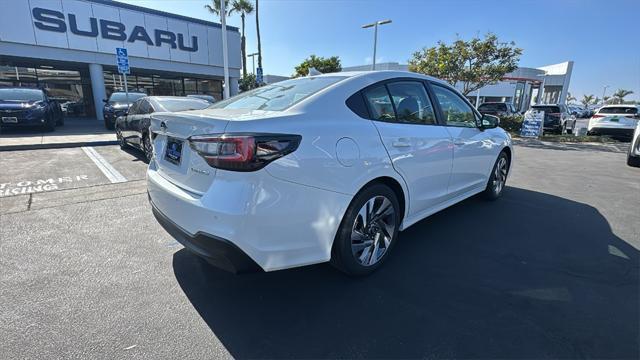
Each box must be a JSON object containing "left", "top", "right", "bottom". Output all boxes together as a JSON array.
[
  {"left": 103, "top": 92, "right": 146, "bottom": 130},
  {"left": 0, "top": 88, "right": 63, "bottom": 131},
  {"left": 531, "top": 104, "right": 576, "bottom": 134},
  {"left": 477, "top": 102, "right": 518, "bottom": 117}
]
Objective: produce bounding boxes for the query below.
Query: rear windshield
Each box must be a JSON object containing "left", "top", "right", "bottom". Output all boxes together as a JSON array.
[
  {"left": 532, "top": 106, "right": 561, "bottom": 113},
  {"left": 598, "top": 107, "right": 638, "bottom": 115},
  {"left": 156, "top": 98, "right": 210, "bottom": 112},
  {"left": 209, "top": 76, "right": 345, "bottom": 111},
  {"left": 478, "top": 103, "right": 507, "bottom": 111},
  {"left": 0, "top": 88, "right": 43, "bottom": 101},
  {"left": 109, "top": 93, "right": 146, "bottom": 103}
]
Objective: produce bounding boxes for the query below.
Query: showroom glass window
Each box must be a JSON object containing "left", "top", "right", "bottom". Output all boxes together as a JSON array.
[
  {"left": 386, "top": 81, "right": 436, "bottom": 125},
  {"left": 431, "top": 85, "right": 478, "bottom": 127}
]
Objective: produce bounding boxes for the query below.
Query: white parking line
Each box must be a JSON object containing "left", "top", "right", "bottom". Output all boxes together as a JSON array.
[{"left": 81, "top": 147, "right": 127, "bottom": 183}]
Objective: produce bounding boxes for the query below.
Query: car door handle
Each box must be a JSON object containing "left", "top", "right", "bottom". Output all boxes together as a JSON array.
[{"left": 392, "top": 140, "right": 411, "bottom": 148}]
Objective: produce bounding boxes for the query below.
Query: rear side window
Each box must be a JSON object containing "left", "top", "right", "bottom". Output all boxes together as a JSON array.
[
  {"left": 346, "top": 92, "right": 369, "bottom": 119},
  {"left": 386, "top": 81, "right": 436, "bottom": 125},
  {"left": 363, "top": 85, "right": 395, "bottom": 121},
  {"left": 598, "top": 107, "right": 638, "bottom": 115}
]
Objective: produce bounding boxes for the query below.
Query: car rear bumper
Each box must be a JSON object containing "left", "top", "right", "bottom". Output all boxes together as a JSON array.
[
  {"left": 150, "top": 195, "right": 261, "bottom": 273},
  {"left": 146, "top": 159, "right": 352, "bottom": 272},
  {"left": 587, "top": 127, "right": 634, "bottom": 138}
]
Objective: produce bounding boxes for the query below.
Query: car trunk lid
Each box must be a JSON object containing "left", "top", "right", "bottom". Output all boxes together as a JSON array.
[{"left": 150, "top": 111, "right": 231, "bottom": 195}]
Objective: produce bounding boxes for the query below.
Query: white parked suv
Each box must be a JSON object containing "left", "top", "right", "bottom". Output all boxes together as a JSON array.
[
  {"left": 147, "top": 71, "right": 513, "bottom": 275},
  {"left": 588, "top": 105, "right": 639, "bottom": 140}
]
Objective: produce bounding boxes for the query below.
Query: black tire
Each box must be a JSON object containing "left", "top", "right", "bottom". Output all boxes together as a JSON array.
[
  {"left": 627, "top": 154, "right": 640, "bottom": 167},
  {"left": 56, "top": 115, "right": 64, "bottom": 126},
  {"left": 331, "top": 183, "right": 401, "bottom": 276},
  {"left": 43, "top": 115, "right": 55, "bottom": 132},
  {"left": 105, "top": 118, "right": 114, "bottom": 130},
  {"left": 142, "top": 133, "right": 153, "bottom": 163},
  {"left": 483, "top": 151, "right": 510, "bottom": 201}
]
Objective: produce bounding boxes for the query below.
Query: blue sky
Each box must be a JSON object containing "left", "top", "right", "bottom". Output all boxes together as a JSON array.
[{"left": 121, "top": 0, "right": 640, "bottom": 101}]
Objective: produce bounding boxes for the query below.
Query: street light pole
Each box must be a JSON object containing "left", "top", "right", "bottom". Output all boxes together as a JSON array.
[
  {"left": 362, "top": 19, "right": 391, "bottom": 71},
  {"left": 248, "top": 52, "right": 258, "bottom": 74},
  {"left": 602, "top": 85, "right": 609, "bottom": 105},
  {"left": 220, "top": 0, "right": 230, "bottom": 99}
]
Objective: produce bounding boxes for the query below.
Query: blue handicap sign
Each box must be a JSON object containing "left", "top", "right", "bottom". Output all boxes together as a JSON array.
[
  {"left": 256, "top": 67, "right": 263, "bottom": 84},
  {"left": 116, "top": 48, "right": 128, "bottom": 58},
  {"left": 116, "top": 48, "right": 129, "bottom": 74}
]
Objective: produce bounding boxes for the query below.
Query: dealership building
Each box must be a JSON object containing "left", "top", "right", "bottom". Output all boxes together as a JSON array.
[
  {"left": 0, "top": 0, "right": 241, "bottom": 120},
  {"left": 342, "top": 61, "right": 574, "bottom": 112}
]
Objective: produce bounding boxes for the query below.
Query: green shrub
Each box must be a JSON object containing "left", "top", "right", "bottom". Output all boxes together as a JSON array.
[{"left": 498, "top": 115, "right": 524, "bottom": 133}]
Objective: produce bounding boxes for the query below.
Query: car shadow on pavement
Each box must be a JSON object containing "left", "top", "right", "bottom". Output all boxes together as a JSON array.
[{"left": 172, "top": 187, "right": 639, "bottom": 359}]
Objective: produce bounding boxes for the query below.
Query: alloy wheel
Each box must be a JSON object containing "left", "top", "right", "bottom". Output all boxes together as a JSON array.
[
  {"left": 351, "top": 195, "right": 396, "bottom": 266},
  {"left": 492, "top": 156, "right": 508, "bottom": 194}
]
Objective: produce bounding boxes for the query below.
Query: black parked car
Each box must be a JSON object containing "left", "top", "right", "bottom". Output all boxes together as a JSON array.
[
  {"left": 103, "top": 91, "right": 146, "bottom": 130},
  {"left": 477, "top": 102, "right": 518, "bottom": 117},
  {"left": 531, "top": 104, "right": 576, "bottom": 134},
  {"left": 0, "top": 88, "right": 63, "bottom": 131},
  {"left": 115, "top": 96, "right": 210, "bottom": 162}
]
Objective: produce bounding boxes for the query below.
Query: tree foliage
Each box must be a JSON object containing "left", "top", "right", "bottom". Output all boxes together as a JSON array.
[
  {"left": 581, "top": 94, "right": 595, "bottom": 107},
  {"left": 408, "top": 33, "right": 522, "bottom": 95},
  {"left": 239, "top": 73, "right": 258, "bottom": 92},
  {"left": 292, "top": 55, "right": 342, "bottom": 78},
  {"left": 206, "top": 1, "right": 255, "bottom": 78},
  {"left": 612, "top": 89, "right": 634, "bottom": 104}
]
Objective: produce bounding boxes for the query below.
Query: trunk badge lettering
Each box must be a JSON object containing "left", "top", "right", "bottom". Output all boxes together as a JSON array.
[{"left": 190, "top": 167, "right": 210, "bottom": 175}]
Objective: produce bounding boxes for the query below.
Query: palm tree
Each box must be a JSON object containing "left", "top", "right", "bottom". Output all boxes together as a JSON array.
[
  {"left": 567, "top": 92, "right": 576, "bottom": 103},
  {"left": 612, "top": 89, "right": 634, "bottom": 104},
  {"left": 581, "top": 94, "right": 594, "bottom": 108},
  {"left": 229, "top": 0, "right": 254, "bottom": 78},
  {"left": 204, "top": 0, "right": 225, "bottom": 17},
  {"left": 255, "top": 0, "right": 262, "bottom": 82}
]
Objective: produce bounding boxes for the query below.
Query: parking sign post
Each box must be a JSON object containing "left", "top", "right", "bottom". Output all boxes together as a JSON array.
[{"left": 116, "top": 47, "right": 130, "bottom": 105}]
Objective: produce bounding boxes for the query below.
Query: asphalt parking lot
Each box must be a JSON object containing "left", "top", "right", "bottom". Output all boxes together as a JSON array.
[{"left": 1, "top": 141, "right": 639, "bottom": 359}]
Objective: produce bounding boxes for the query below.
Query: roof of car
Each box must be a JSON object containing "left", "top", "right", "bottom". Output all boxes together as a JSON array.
[{"left": 312, "top": 70, "right": 450, "bottom": 86}]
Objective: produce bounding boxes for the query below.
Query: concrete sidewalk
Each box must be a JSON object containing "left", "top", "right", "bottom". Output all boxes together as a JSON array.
[{"left": 0, "top": 117, "right": 117, "bottom": 151}]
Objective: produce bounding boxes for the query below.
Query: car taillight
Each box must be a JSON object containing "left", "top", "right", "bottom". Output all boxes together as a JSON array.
[
  {"left": 591, "top": 114, "right": 604, "bottom": 119},
  {"left": 188, "top": 133, "right": 302, "bottom": 172}
]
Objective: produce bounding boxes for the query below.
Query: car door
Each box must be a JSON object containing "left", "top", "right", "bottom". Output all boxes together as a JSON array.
[
  {"left": 363, "top": 80, "right": 454, "bottom": 217},
  {"left": 430, "top": 83, "right": 498, "bottom": 198},
  {"left": 127, "top": 99, "right": 148, "bottom": 146}
]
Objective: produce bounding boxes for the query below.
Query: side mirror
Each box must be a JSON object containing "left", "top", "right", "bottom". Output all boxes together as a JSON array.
[{"left": 480, "top": 114, "right": 500, "bottom": 129}]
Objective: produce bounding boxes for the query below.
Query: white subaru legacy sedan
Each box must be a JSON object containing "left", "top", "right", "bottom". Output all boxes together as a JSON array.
[{"left": 147, "top": 71, "right": 513, "bottom": 275}]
